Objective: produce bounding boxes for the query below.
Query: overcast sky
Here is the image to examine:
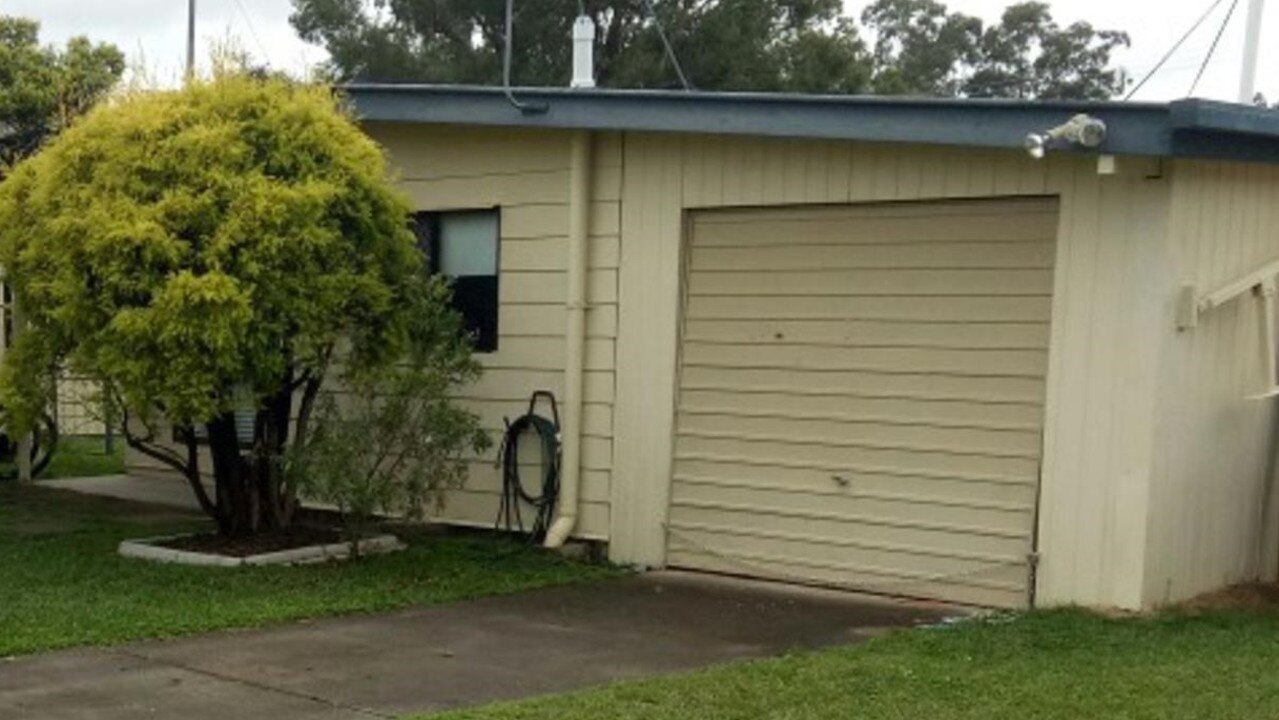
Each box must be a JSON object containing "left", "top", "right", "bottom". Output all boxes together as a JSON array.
[{"left": 4, "top": 0, "right": 1275, "bottom": 103}]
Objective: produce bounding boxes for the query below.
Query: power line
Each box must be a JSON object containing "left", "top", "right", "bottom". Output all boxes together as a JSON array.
[
  {"left": 1125, "top": 0, "right": 1230, "bottom": 100},
  {"left": 502, "top": 0, "right": 549, "bottom": 114},
  {"left": 1190, "top": 0, "right": 1242, "bottom": 95},
  {"left": 642, "top": 0, "right": 692, "bottom": 90},
  {"left": 230, "top": 0, "right": 271, "bottom": 65}
]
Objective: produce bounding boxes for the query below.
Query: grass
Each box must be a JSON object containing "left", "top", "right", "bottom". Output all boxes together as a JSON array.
[
  {"left": 42, "top": 435, "right": 125, "bottom": 479},
  {"left": 416, "top": 606, "right": 1279, "bottom": 720},
  {"left": 0, "top": 484, "right": 623, "bottom": 657}
]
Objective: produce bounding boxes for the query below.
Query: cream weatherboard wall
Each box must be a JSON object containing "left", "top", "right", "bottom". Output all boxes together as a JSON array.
[
  {"left": 127, "top": 123, "right": 623, "bottom": 541},
  {"left": 123, "top": 122, "right": 1279, "bottom": 609},
  {"left": 365, "top": 123, "right": 621, "bottom": 539},
  {"left": 1142, "top": 160, "right": 1279, "bottom": 606},
  {"left": 609, "top": 133, "right": 1176, "bottom": 610}
]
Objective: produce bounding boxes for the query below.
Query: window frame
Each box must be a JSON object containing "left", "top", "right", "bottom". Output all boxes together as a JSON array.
[{"left": 413, "top": 206, "right": 502, "bottom": 354}]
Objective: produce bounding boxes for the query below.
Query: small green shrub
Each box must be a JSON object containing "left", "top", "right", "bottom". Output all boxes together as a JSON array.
[{"left": 287, "top": 279, "right": 490, "bottom": 551}]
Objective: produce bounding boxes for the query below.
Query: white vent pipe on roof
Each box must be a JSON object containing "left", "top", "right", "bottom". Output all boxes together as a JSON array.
[{"left": 571, "top": 15, "right": 596, "bottom": 89}]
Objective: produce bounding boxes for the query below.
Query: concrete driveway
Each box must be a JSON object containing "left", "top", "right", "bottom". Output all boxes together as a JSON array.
[{"left": 0, "top": 572, "right": 955, "bottom": 719}]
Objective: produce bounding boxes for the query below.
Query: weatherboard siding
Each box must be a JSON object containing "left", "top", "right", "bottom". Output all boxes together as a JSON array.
[
  {"left": 371, "top": 123, "right": 621, "bottom": 539},
  {"left": 1142, "top": 160, "right": 1279, "bottom": 606},
  {"left": 122, "top": 122, "right": 1279, "bottom": 610}
]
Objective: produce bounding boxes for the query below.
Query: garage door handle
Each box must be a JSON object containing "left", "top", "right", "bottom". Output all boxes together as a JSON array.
[{"left": 831, "top": 474, "right": 851, "bottom": 487}]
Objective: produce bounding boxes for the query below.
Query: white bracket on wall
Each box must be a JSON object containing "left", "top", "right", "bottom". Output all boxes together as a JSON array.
[
  {"left": 1178, "top": 257, "right": 1279, "bottom": 330},
  {"left": 1177, "top": 257, "right": 1279, "bottom": 399}
]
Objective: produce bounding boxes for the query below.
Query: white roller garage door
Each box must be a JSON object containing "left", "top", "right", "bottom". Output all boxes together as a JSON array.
[{"left": 667, "top": 197, "right": 1058, "bottom": 608}]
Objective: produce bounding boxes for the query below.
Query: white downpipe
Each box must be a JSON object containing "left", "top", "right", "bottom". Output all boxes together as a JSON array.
[
  {"left": 545, "top": 130, "right": 593, "bottom": 548},
  {"left": 1240, "top": 0, "right": 1266, "bottom": 103}
]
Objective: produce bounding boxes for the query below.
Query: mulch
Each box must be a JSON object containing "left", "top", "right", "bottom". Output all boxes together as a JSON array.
[
  {"left": 157, "top": 524, "right": 347, "bottom": 557},
  {"left": 1177, "top": 582, "right": 1279, "bottom": 612}
]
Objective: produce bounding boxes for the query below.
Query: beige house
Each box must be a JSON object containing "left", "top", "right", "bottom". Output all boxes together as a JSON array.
[{"left": 129, "top": 87, "right": 1279, "bottom": 611}]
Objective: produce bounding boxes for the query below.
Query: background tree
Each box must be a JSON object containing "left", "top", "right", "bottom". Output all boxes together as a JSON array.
[
  {"left": 959, "top": 1, "right": 1129, "bottom": 99},
  {"left": 290, "top": 0, "right": 1127, "bottom": 99},
  {"left": 0, "top": 16, "right": 125, "bottom": 172},
  {"left": 292, "top": 0, "right": 873, "bottom": 93},
  {"left": 0, "top": 70, "right": 484, "bottom": 537},
  {"left": 860, "top": 0, "right": 982, "bottom": 96}
]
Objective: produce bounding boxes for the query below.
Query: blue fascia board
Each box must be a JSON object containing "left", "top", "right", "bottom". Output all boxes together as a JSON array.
[
  {"left": 1169, "top": 98, "right": 1279, "bottom": 138},
  {"left": 344, "top": 84, "right": 1279, "bottom": 164}
]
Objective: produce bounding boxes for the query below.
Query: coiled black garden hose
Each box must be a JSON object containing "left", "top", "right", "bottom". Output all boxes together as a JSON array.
[{"left": 494, "top": 391, "right": 561, "bottom": 542}]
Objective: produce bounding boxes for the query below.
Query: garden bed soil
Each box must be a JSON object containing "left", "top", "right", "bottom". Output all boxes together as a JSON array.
[
  {"left": 157, "top": 525, "right": 346, "bottom": 558},
  {"left": 1179, "top": 582, "right": 1279, "bottom": 612}
]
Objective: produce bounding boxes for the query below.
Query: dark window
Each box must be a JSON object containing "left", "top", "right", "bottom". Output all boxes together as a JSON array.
[{"left": 413, "top": 209, "right": 500, "bottom": 353}]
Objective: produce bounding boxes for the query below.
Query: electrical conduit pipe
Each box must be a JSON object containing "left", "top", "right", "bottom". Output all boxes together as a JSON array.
[{"left": 545, "top": 130, "right": 593, "bottom": 548}]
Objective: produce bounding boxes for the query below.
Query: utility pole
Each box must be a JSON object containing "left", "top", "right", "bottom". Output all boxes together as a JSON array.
[
  {"left": 1240, "top": 0, "right": 1266, "bottom": 103},
  {"left": 186, "top": 0, "right": 197, "bottom": 82}
]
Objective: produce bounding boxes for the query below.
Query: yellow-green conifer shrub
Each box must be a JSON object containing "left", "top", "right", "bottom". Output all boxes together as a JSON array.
[{"left": 0, "top": 72, "right": 485, "bottom": 536}]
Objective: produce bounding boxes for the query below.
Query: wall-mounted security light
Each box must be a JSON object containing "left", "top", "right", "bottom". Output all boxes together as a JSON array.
[{"left": 1025, "top": 114, "right": 1108, "bottom": 159}]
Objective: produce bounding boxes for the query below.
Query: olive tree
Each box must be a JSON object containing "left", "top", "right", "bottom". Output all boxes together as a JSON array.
[{"left": 0, "top": 71, "right": 484, "bottom": 536}]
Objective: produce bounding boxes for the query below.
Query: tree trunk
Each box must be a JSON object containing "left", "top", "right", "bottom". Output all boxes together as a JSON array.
[{"left": 205, "top": 384, "right": 294, "bottom": 537}]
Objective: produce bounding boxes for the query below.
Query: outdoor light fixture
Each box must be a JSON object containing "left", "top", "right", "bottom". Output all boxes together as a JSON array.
[{"left": 1024, "top": 114, "right": 1108, "bottom": 159}]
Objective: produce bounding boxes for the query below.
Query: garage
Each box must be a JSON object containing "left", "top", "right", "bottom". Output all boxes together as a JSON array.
[{"left": 666, "top": 197, "right": 1059, "bottom": 607}]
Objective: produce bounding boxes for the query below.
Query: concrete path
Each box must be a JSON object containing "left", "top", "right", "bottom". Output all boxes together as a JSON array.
[
  {"left": 41, "top": 474, "right": 204, "bottom": 511},
  {"left": 0, "top": 572, "right": 954, "bottom": 719}
]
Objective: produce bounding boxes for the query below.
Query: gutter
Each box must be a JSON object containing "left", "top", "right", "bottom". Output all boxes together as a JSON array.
[
  {"left": 544, "top": 130, "right": 593, "bottom": 548},
  {"left": 346, "top": 85, "right": 1279, "bottom": 165}
]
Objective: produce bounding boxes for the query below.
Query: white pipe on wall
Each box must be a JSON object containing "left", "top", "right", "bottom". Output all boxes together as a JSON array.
[{"left": 545, "top": 130, "right": 593, "bottom": 548}]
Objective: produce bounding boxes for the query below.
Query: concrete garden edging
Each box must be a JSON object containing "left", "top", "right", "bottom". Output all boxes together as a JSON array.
[{"left": 118, "top": 533, "right": 406, "bottom": 567}]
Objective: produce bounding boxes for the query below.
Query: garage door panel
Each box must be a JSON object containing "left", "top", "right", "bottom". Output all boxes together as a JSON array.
[
  {"left": 690, "top": 242, "right": 1055, "bottom": 271},
  {"left": 674, "top": 459, "right": 1039, "bottom": 505},
  {"left": 693, "top": 211, "right": 1057, "bottom": 247},
  {"left": 680, "top": 366, "right": 1046, "bottom": 404},
  {"left": 686, "top": 295, "right": 1053, "bottom": 323},
  {"left": 683, "top": 319, "right": 1050, "bottom": 350},
  {"left": 678, "top": 389, "right": 1045, "bottom": 430},
  {"left": 670, "top": 197, "right": 1055, "bottom": 608},
  {"left": 675, "top": 435, "right": 1040, "bottom": 478},
  {"left": 666, "top": 546, "right": 1028, "bottom": 608},
  {"left": 689, "top": 269, "right": 1052, "bottom": 297},
  {"left": 683, "top": 343, "right": 1047, "bottom": 377},
  {"left": 697, "top": 196, "right": 1055, "bottom": 225},
  {"left": 676, "top": 412, "right": 1043, "bottom": 456},
  {"left": 667, "top": 523, "right": 1028, "bottom": 582},
  {"left": 666, "top": 503, "right": 1031, "bottom": 559},
  {"left": 670, "top": 480, "right": 1034, "bottom": 534}
]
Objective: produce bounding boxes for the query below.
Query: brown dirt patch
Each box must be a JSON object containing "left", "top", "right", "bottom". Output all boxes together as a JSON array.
[{"left": 1178, "top": 582, "right": 1279, "bottom": 612}]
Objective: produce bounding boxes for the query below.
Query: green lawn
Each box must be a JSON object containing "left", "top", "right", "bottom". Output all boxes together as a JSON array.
[
  {"left": 42, "top": 435, "right": 125, "bottom": 479},
  {"left": 419, "top": 604, "right": 1279, "bottom": 720},
  {"left": 0, "top": 484, "right": 622, "bottom": 656}
]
